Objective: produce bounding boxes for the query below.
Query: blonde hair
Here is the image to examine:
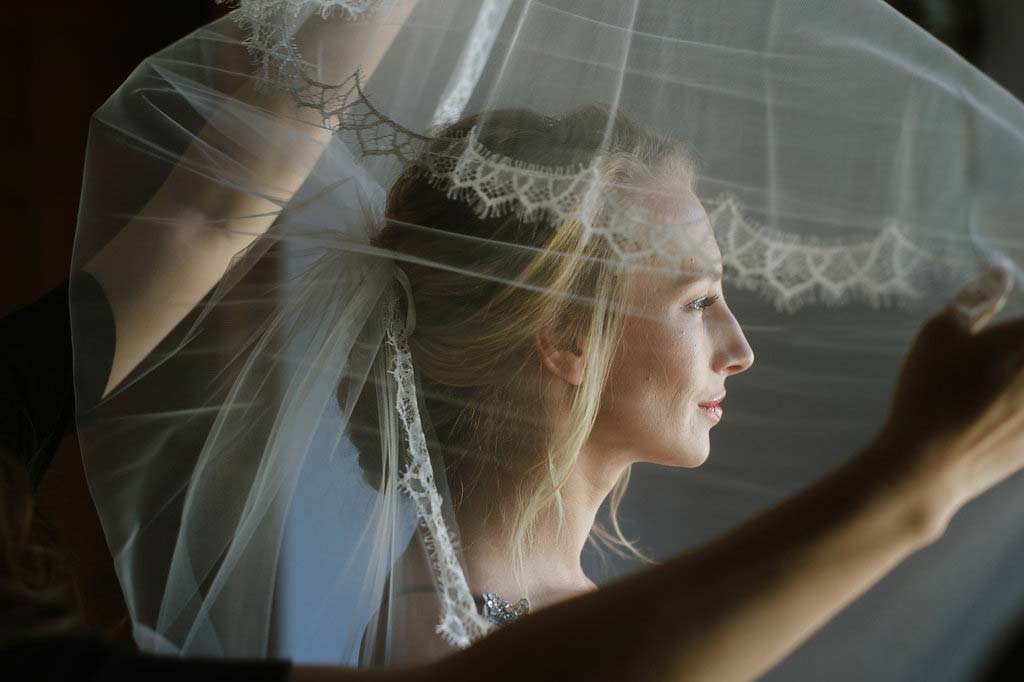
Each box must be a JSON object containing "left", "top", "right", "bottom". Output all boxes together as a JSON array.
[{"left": 364, "top": 105, "right": 692, "bottom": 582}]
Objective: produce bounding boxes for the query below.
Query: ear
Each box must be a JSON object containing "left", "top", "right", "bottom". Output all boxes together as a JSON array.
[{"left": 533, "top": 327, "right": 585, "bottom": 386}]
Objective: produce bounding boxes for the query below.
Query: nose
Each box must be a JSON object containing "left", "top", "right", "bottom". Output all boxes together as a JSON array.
[{"left": 712, "top": 303, "right": 754, "bottom": 376}]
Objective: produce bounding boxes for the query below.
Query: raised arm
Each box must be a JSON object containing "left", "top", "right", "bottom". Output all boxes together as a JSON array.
[
  {"left": 290, "top": 451, "right": 936, "bottom": 682},
  {"left": 84, "top": 3, "right": 419, "bottom": 399}
]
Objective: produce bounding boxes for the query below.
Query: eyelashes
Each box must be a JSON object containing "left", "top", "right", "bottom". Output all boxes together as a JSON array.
[{"left": 686, "top": 293, "right": 720, "bottom": 312}]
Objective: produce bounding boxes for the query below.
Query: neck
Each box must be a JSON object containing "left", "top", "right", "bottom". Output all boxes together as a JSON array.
[{"left": 459, "top": 444, "right": 631, "bottom": 609}]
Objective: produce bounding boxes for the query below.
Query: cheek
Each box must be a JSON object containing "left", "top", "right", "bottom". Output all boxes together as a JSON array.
[
  {"left": 593, "top": 311, "right": 714, "bottom": 465},
  {"left": 605, "top": 314, "right": 703, "bottom": 415}
]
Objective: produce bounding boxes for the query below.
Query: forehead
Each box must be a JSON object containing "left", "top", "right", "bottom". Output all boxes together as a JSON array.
[{"left": 636, "top": 181, "right": 722, "bottom": 282}]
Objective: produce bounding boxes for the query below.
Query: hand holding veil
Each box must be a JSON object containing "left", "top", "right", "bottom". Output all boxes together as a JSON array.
[{"left": 70, "top": 0, "right": 1024, "bottom": 677}]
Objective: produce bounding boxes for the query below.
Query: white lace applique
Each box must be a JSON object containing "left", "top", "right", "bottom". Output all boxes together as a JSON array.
[
  {"left": 224, "top": 1, "right": 390, "bottom": 87},
  {"left": 384, "top": 299, "right": 494, "bottom": 648},
  {"left": 422, "top": 126, "right": 603, "bottom": 224},
  {"left": 298, "top": 71, "right": 437, "bottom": 166},
  {"left": 288, "top": 79, "right": 691, "bottom": 263},
  {"left": 419, "top": 127, "right": 713, "bottom": 262},
  {"left": 708, "top": 195, "right": 976, "bottom": 311}
]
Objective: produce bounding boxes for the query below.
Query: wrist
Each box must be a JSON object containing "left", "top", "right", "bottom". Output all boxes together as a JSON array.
[{"left": 853, "top": 433, "right": 960, "bottom": 548}]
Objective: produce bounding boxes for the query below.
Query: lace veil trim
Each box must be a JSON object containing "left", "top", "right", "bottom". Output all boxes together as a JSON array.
[
  {"left": 707, "top": 196, "right": 976, "bottom": 311},
  {"left": 230, "top": 0, "right": 977, "bottom": 309},
  {"left": 384, "top": 298, "right": 494, "bottom": 646}
]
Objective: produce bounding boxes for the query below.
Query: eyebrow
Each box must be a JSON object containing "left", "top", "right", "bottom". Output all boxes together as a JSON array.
[{"left": 673, "top": 263, "right": 723, "bottom": 288}]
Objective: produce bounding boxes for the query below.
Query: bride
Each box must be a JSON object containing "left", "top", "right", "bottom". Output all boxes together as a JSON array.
[
  {"left": 71, "top": 0, "right": 1024, "bottom": 679},
  {"left": 352, "top": 104, "right": 757, "bottom": 663}
]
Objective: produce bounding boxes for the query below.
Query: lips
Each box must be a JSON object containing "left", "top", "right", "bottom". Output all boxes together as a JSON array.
[
  {"left": 698, "top": 392, "right": 725, "bottom": 409},
  {"left": 698, "top": 392, "right": 725, "bottom": 422}
]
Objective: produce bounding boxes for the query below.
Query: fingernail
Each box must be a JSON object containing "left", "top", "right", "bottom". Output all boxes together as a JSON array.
[
  {"left": 984, "top": 265, "right": 1012, "bottom": 298},
  {"left": 974, "top": 265, "right": 1008, "bottom": 296},
  {"left": 952, "top": 265, "right": 1012, "bottom": 327}
]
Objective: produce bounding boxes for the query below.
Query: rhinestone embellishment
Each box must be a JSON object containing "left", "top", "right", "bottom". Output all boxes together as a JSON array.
[{"left": 481, "top": 592, "right": 530, "bottom": 626}]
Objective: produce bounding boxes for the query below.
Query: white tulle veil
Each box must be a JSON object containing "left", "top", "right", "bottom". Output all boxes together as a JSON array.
[{"left": 69, "top": 0, "right": 1024, "bottom": 677}]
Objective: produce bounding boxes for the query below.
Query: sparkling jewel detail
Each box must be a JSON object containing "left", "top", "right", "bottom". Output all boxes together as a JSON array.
[{"left": 481, "top": 592, "right": 531, "bottom": 626}]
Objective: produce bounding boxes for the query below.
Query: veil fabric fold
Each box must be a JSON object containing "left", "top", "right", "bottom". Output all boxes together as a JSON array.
[{"left": 70, "top": 0, "right": 1024, "bottom": 676}]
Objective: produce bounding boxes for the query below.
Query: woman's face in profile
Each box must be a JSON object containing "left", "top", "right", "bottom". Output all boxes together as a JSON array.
[{"left": 590, "top": 188, "right": 754, "bottom": 467}]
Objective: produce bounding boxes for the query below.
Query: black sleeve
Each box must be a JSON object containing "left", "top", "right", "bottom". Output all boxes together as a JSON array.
[
  {"left": 105, "top": 648, "right": 293, "bottom": 682},
  {"left": 0, "top": 272, "right": 114, "bottom": 487},
  {"left": 2, "top": 636, "right": 293, "bottom": 682}
]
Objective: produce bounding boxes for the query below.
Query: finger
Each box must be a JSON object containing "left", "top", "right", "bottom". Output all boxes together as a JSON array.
[
  {"left": 950, "top": 266, "right": 1014, "bottom": 334},
  {"left": 976, "top": 314, "right": 1024, "bottom": 382}
]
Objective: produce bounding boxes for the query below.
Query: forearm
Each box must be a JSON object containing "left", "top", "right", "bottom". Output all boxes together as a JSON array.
[
  {"left": 631, "top": 444, "right": 938, "bottom": 681},
  {"left": 442, "top": 442, "right": 941, "bottom": 682},
  {"left": 85, "top": 1, "right": 419, "bottom": 398}
]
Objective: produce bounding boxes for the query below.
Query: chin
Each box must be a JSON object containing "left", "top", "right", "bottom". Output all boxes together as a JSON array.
[
  {"left": 680, "top": 448, "right": 710, "bottom": 468},
  {"left": 648, "top": 440, "right": 710, "bottom": 468}
]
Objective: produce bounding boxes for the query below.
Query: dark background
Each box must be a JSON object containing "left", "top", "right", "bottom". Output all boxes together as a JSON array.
[
  {"left": 1, "top": 0, "right": 1022, "bottom": 672},
  {"left": 0, "top": 0, "right": 230, "bottom": 642}
]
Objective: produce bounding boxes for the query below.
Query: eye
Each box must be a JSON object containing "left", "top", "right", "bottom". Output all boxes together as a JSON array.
[{"left": 686, "top": 294, "right": 720, "bottom": 312}]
